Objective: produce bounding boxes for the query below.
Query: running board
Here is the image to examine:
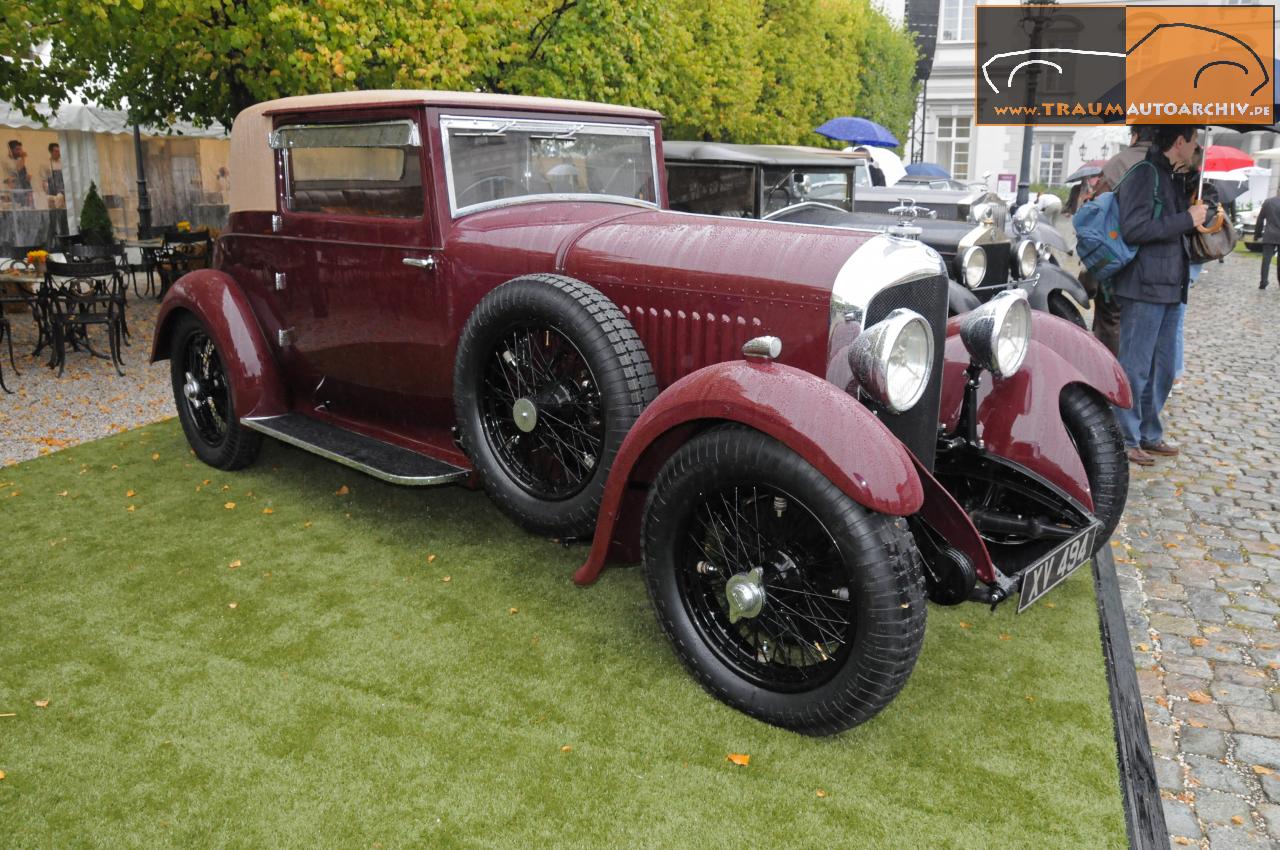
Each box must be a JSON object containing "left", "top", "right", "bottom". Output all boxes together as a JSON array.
[{"left": 243, "top": 414, "right": 470, "bottom": 487}]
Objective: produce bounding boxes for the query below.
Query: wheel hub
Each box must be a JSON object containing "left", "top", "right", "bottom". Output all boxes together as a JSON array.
[
  {"left": 512, "top": 397, "right": 538, "bottom": 433},
  {"left": 183, "top": 372, "right": 203, "bottom": 406},
  {"left": 725, "top": 566, "right": 766, "bottom": 623}
]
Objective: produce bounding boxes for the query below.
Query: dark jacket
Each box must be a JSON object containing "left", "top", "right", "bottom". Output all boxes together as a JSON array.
[
  {"left": 1113, "top": 147, "right": 1194, "bottom": 305},
  {"left": 1254, "top": 196, "right": 1280, "bottom": 245}
]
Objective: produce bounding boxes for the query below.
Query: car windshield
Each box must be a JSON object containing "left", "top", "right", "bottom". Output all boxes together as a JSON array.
[
  {"left": 761, "top": 168, "right": 863, "bottom": 213},
  {"left": 442, "top": 116, "right": 658, "bottom": 214}
]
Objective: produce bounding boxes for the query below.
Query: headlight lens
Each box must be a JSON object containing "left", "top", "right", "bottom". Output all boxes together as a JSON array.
[
  {"left": 1014, "top": 238, "right": 1039, "bottom": 278},
  {"left": 959, "top": 289, "right": 1031, "bottom": 377},
  {"left": 849, "top": 308, "right": 934, "bottom": 413},
  {"left": 1013, "top": 203, "right": 1038, "bottom": 235},
  {"left": 960, "top": 246, "right": 987, "bottom": 289}
]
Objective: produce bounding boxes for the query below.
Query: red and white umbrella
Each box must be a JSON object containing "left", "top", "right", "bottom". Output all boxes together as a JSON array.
[{"left": 1202, "top": 145, "right": 1254, "bottom": 173}]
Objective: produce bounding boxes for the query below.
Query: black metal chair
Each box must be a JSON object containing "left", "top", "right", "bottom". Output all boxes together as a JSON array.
[
  {"left": 61, "top": 242, "right": 132, "bottom": 342},
  {"left": 0, "top": 310, "right": 16, "bottom": 393},
  {"left": 42, "top": 258, "right": 127, "bottom": 377},
  {"left": 155, "top": 228, "right": 213, "bottom": 297},
  {"left": 0, "top": 244, "right": 47, "bottom": 357}
]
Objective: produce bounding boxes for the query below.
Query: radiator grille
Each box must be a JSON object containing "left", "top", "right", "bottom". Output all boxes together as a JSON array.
[
  {"left": 984, "top": 241, "right": 1011, "bottom": 289},
  {"left": 863, "top": 274, "right": 949, "bottom": 469}
]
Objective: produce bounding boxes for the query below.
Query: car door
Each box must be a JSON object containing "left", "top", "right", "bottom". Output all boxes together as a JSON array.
[{"left": 269, "top": 110, "right": 451, "bottom": 431}]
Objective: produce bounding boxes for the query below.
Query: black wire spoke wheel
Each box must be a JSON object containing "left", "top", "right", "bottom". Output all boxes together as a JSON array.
[
  {"left": 479, "top": 323, "right": 604, "bottom": 500},
  {"left": 181, "top": 330, "right": 231, "bottom": 446},
  {"left": 644, "top": 428, "right": 925, "bottom": 735},
  {"left": 169, "top": 313, "right": 261, "bottom": 471},
  {"left": 454, "top": 274, "right": 656, "bottom": 538},
  {"left": 677, "top": 483, "right": 856, "bottom": 691}
]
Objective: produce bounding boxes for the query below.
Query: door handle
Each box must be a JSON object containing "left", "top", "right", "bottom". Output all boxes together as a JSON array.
[{"left": 403, "top": 256, "right": 437, "bottom": 270}]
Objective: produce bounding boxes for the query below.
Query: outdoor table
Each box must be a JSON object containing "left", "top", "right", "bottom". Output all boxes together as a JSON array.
[
  {"left": 125, "top": 237, "right": 166, "bottom": 298},
  {"left": 0, "top": 271, "right": 41, "bottom": 314}
]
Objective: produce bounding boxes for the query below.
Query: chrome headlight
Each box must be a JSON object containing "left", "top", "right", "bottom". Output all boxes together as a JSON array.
[
  {"left": 849, "top": 309, "right": 934, "bottom": 413},
  {"left": 960, "top": 246, "right": 987, "bottom": 289},
  {"left": 1014, "top": 238, "right": 1039, "bottom": 278},
  {"left": 959, "top": 289, "right": 1031, "bottom": 377},
  {"left": 1012, "top": 203, "right": 1038, "bottom": 236}
]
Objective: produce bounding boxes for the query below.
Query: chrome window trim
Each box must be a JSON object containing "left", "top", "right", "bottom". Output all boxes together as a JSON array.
[
  {"left": 440, "top": 114, "right": 659, "bottom": 219},
  {"left": 270, "top": 120, "right": 421, "bottom": 149}
]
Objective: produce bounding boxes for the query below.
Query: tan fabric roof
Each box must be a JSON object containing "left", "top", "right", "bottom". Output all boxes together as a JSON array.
[{"left": 229, "top": 90, "right": 663, "bottom": 214}]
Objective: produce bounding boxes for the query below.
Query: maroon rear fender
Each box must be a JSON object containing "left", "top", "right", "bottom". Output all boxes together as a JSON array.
[
  {"left": 151, "top": 270, "right": 288, "bottom": 419},
  {"left": 573, "top": 359, "right": 924, "bottom": 585}
]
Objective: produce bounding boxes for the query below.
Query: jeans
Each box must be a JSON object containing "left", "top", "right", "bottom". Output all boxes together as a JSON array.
[{"left": 1114, "top": 297, "right": 1180, "bottom": 448}]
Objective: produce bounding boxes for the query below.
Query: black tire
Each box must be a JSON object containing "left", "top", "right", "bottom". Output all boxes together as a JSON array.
[
  {"left": 1061, "top": 384, "right": 1128, "bottom": 542},
  {"left": 169, "top": 312, "right": 261, "bottom": 470},
  {"left": 454, "top": 274, "right": 656, "bottom": 538},
  {"left": 642, "top": 428, "right": 926, "bottom": 735},
  {"left": 1047, "top": 290, "right": 1088, "bottom": 329}
]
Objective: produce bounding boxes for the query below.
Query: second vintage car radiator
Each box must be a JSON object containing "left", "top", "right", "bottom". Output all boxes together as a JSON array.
[{"left": 863, "top": 273, "right": 949, "bottom": 470}]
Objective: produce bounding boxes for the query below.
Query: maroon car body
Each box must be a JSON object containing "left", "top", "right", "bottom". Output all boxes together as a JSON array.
[{"left": 153, "top": 91, "right": 1130, "bottom": 735}]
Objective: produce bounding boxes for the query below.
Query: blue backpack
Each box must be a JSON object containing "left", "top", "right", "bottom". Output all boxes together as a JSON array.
[{"left": 1072, "top": 160, "right": 1162, "bottom": 282}]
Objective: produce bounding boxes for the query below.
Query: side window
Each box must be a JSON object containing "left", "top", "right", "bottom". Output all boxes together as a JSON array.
[{"left": 272, "top": 120, "right": 423, "bottom": 218}]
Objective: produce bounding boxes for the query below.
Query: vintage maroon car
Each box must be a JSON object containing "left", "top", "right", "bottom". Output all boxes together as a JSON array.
[{"left": 152, "top": 91, "right": 1131, "bottom": 735}]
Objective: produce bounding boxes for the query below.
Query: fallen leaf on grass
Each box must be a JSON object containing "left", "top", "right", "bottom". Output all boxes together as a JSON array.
[
  {"left": 125, "top": 489, "right": 135, "bottom": 497},
  {"left": 335, "top": 485, "right": 350, "bottom": 496},
  {"left": 0, "top": 713, "right": 15, "bottom": 718},
  {"left": 228, "top": 602, "right": 238, "bottom": 609},
  {"left": 202, "top": 479, "right": 210, "bottom": 485},
  {"left": 815, "top": 789, "right": 827, "bottom": 798},
  {"left": 1024, "top": 695, "right": 1035, "bottom": 703},
  {"left": 427, "top": 554, "right": 437, "bottom": 563},
  {"left": 34, "top": 699, "right": 49, "bottom": 709},
  {"left": 126, "top": 505, "right": 136, "bottom": 513},
  {"left": 509, "top": 607, "right": 519, "bottom": 615},
  {"left": 1254, "top": 765, "right": 1275, "bottom": 776},
  {"left": 560, "top": 745, "right": 572, "bottom": 753},
  {"left": 1187, "top": 691, "right": 1213, "bottom": 704},
  {"left": 0, "top": 770, "right": 5, "bottom": 780},
  {"left": 441, "top": 576, "right": 452, "bottom": 583},
  {"left": 56, "top": 490, "right": 67, "bottom": 497},
  {"left": 229, "top": 560, "right": 242, "bottom": 569},
  {"left": 262, "top": 507, "right": 274, "bottom": 515},
  {"left": 224, "top": 502, "right": 236, "bottom": 510},
  {"left": 151, "top": 453, "right": 160, "bottom": 461},
  {"left": 959, "top": 621, "right": 972, "bottom": 629},
  {"left": 1045, "top": 602, "right": 1056, "bottom": 609},
  {"left": 999, "top": 634, "right": 1011, "bottom": 641},
  {"left": 303, "top": 521, "right": 312, "bottom": 529},
  {"left": 726, "top": 753, "right": 750, "bottom": 766}
]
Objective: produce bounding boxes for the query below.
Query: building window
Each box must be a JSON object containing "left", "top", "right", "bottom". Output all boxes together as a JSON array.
[
  {"left": 939, "top": 0, "right": 975, "bottom": 42},
  {"left": 935, "top": 116, "right": 971, "bottom": 181},
  {"left": 1036, "top": 141, "right": 1066, "bottom": 185}
]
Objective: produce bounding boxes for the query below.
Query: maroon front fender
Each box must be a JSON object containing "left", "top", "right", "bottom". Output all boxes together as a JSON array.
[
  {"left": 573, "top": 360, "right": 924, "bottom": 585},
  {"left": 151, "top": 270, "right": 288, "bottom": 419}
]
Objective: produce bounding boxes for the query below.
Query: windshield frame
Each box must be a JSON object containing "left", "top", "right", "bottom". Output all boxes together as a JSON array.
[{"left": 439, "top": 115, "right": 661, "bottom": 218}]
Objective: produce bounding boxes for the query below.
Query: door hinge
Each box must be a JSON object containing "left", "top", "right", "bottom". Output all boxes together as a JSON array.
[
  {"left": 278, "top": 328, "right": 295, "bottom": 347},
  {"left": 274, "top": 272, "right": 287, "bottom": 291}
]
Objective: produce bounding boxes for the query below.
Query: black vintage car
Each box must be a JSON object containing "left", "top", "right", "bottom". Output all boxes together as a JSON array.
[{"left": 664, "top": 142, "right": 1090, "bottom": 326}]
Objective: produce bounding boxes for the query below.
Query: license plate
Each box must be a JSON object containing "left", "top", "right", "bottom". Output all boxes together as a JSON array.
[{"left": 1017, "top": 523, "right": 1101, "bottom": 613}]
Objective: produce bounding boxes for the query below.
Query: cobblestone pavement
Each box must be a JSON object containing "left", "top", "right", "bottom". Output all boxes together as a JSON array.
[{"left": 1110, "top": 249, "right": 1280, "bottom": 849}]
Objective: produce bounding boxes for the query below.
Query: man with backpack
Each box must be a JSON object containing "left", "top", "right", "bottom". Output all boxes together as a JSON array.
[
  {"left": 1083, "top": 126, "right": 1157, "bottom": 355},
  {"left": 1112, "top": 125, "right": 1207, "bottom": 466}
]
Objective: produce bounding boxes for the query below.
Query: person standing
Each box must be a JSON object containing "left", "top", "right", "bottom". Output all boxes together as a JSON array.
[
  {"left": 1253, "top": 192, "right": 1280, "bottom": 289},
  {"left": 1086, "top": 125, "right": 1158, "bottom": 355},
  {"left": 1113, "top": 125, "right": 1207, "bottom": 466},
  {"left": 2, "top": 139, "right": 33, "bottom": 208}
]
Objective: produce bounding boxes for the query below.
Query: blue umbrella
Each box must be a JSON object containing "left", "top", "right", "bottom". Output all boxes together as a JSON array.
[
  {"left": 814, "top": 116, "right": 899, "bottom": 148},
  {"left": 904, "top": 162, "right": 951, "bottom": 179}
]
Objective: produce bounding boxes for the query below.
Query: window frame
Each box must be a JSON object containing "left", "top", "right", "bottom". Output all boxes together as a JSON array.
[
  {"left": 273, "top": 114, "right": 428, "bottom": 224},
  {"left": 939, "top": 0, "right": 975, "bottom": 43},
  {"left": 439, "top": 114, "right": 660, "bottom": 219},
  {"left": 934, "top": 115, "right": 972, "bottom": 181}
]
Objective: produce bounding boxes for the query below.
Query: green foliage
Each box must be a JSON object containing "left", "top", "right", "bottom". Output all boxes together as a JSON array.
[
  {"left": 78, "top": 182, "right": 114, "bottom": 244},
  {"left": 3, "top": 0, "right": 917, "bottom": 149}
]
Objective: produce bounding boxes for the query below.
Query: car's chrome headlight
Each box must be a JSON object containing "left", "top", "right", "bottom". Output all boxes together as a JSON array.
[
  {"left": 959, "top": 289, "right": 1031, "bottom": 377},
  {"left": 960, "top": 246, "right": 987, "bottom": 289},
  {"left": 1014, "top": 238, "right": 1038, "bottom": 278},
  {"left": 849, "top": 308, "right": 934, "bottom": 413},
  {"left": 1012, "top": 202, "right": 1038, "bottom": 236}
]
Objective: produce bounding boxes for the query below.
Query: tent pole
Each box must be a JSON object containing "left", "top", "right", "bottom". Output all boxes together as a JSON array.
[{"left": 133, "top": 124, "right": 152, "bottom": 239}]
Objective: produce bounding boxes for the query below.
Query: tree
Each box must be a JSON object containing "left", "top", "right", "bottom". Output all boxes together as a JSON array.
[
  {"left": 3, "top": 0, "right": 916, "bottom": 149},
  {"left": 78, "top": 182, "right": 114, "bottom": 244}
]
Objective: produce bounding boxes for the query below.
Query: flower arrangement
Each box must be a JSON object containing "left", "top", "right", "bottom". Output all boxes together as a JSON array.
[
  {"left": 176, "top": 221, "right": 192, "bottom": 232},
  {"left": 25, "top": 249, "right": 49, "bottom": 269}
]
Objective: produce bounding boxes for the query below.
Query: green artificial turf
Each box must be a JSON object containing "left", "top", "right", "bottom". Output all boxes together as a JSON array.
[{"left": 1, "top": 421, "right": 1125, "bottom": 849}]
